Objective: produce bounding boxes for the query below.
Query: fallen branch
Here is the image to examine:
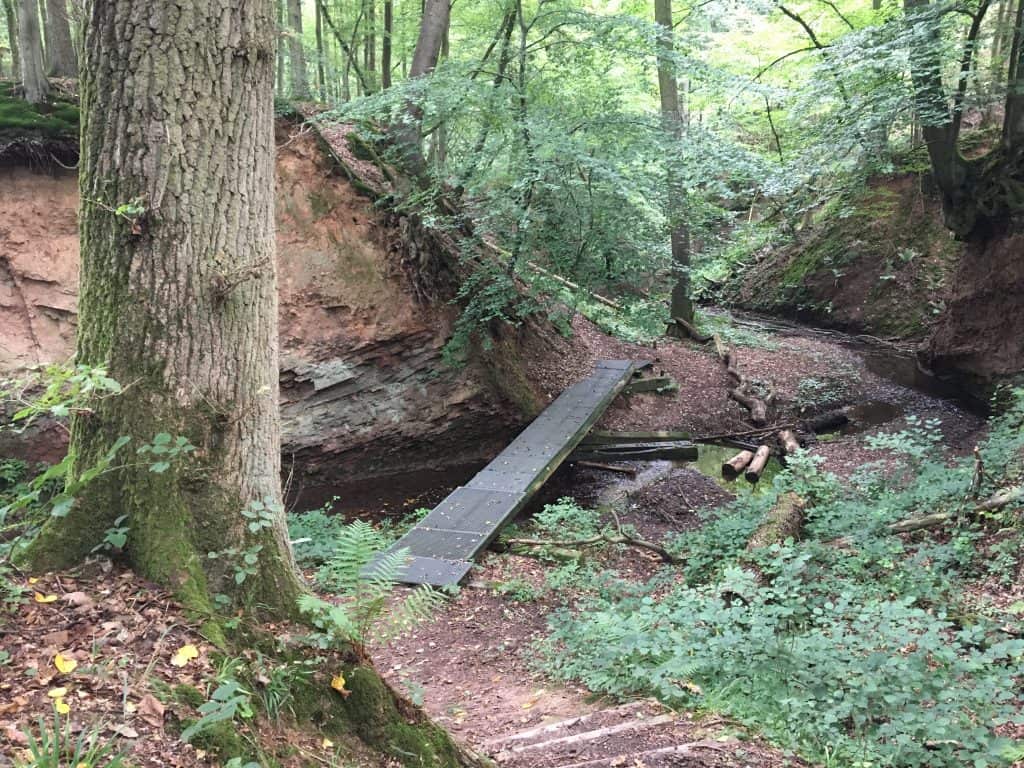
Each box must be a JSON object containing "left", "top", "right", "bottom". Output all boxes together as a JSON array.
[
  {"left": 888, "top": 485, "right": 1023, "bottom": 533},
  {"left": 714, "top": 335, "right": 775, "bottom": 427},
  {"left": 977, "top": 485, "right": 1022, "bottom": 512},
  {"left": 506, "top": 508, "right": 679, "bottom": 563},
  {"left": 667, "top": 316, "right": 713, "bottom": 344},
  {"left": 525, "top": 262, "right": 622, "bottom": 310},
  {"left": 541, "top": 740, "right": 727, "bottom": 768}
]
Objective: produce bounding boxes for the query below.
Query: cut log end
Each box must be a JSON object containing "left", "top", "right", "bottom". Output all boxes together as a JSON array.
[
  {"left": 722, "top": 450, "right": 754, "bottom": 479},
  {"left": 744, "top": 445, "right": 772, "bottom": 483}
]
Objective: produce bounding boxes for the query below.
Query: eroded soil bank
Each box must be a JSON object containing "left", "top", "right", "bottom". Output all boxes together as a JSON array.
[{"left": 0, "top": 125, "right": 534, "bottom": 492}]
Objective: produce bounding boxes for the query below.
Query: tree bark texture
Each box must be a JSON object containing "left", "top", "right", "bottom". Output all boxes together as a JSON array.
[
  {"left": 44, "top": 0, "right": 76, "bottom": 76},
  {"left": 16, "top": 0, "right": 47, "bottom": 103},
  {"left": 22, "top": 0, "right": 303, "bottom": 617},
  {"left": 3, "top": 0, "right": 19, "bottom": 78},
  {"left": 393, "top": 0, "right": 449, "bottom": 172},
  {"left": 654, "top": 0, "right": 694, "bottom": 325},
  {"left": 381, "top": 0, "right": 391, "bottom": 88},
  {"left": 287, "top": 0, "right": 309, "bottom": 97}
]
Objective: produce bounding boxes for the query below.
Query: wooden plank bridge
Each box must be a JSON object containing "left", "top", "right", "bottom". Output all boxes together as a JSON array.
[{"left": 372, "top": 360, "right": 647, "bottom": 586}]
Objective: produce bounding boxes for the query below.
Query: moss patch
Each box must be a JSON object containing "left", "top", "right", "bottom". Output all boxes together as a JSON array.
[
  {"left": 0, "top": 85, "right": 79, "bottom": 140},
  {"left": 723, "top": 175, "right": 964, "bottom": 340}
]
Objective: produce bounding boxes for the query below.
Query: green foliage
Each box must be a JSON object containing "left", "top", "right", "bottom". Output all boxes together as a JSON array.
[
  {"left": 539, "top": 402, "right": 1024, "bottom": 768},
  {"left": 14, "top": 708, "right": 126, "bottom": 768},
  {"left": 287, "top": 504, "right": 348, "bottom": 567},
  {"left": 298, "top": 520, "right": 448, "bottom": 653},
  {"left": 180, "top": 679, "right": 254, "bottom": 744}
]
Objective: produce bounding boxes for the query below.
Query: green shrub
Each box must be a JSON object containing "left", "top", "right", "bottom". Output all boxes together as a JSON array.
[{"left": 539, "top": 400, "right": 1024, "bottom": 768}]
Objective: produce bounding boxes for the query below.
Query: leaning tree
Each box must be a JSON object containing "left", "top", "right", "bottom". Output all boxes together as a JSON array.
[{"left": 22, "top": 0, "right": 303, "bottom": 617}]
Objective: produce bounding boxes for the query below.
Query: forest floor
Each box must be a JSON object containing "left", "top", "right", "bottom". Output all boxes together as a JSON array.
[
  {"left": 0, "top": 310, "right": 1000, "bottom": 768},
  {"left": 364, "top": 311, "right": 991, "bottom": 767}
]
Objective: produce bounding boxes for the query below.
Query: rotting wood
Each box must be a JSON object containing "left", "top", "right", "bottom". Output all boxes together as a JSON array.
[
  {"left": 778, "top": 429, "right": 800, "bottom": 454},
  {"left": 714, "top": 335, "right": 775, "bottom": 427},
  {"left": 722, "top": 450, "right": 754, "bottom": 479},
  {"left": 483, "top": 701, "right": 650, "bottom": 748},
  {"left": 744, "top": 445, "right": 772, "bottom": 483},
  {"left": 499, "top": 714, "right": 676, "bottom": 755},
  {"left": 803, "top": 409, "right": 849, "bottom": 433},
  {"left": 747, "top": 491, "right": 805, "bottom": 548}
]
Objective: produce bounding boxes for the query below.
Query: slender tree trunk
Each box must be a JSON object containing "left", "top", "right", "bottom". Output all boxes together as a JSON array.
[
  {"left": 381, "top": 0, "right": 392, "bottom": 88},
  {"left": 287, "top": 0, "right": 309, "bottom": 97},
  {"left": 36, "top": 0, "right": 45, "bottom": 56},
  {"left": 44, "top": 0, "right": 75, "bottom": 76},
  {"left": 16, "top": 0, "right": 47, "bottom": 103},
  {"left": 276, "top": 0, "right": 285, "bottom": 93},
  {"left": 3, "top": 0, "right": 19, "bottom": 78},
  {"left": 364, "top": 0, "right": 376, "bottom": 92},
  {"left": 315, "top": 0, "right": 325, "bottom": 99},
  {"left": 655, "top": 0, "right": 693, "bottom": 325},
  {"left": 393, "top": 0, "right": 449, "bottom": 172},
  {"left": 21, "top": 0, "right": 303, "bottom": 617}
]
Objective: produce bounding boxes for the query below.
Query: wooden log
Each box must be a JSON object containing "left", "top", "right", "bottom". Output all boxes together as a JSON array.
[
  {"left": 715, "top": 335, "right": 773, "bottom": 427},
  {"left": 803, "top": 410, "right": 849, "bottom": 433},
  {"left": 722, "top": 450, "right": 754, "bottom": 479},
  {"left": 746, "top": 492, "right": 805, "bottom": 549},
  {"left": 744, "top": 445, "right": 772, "bottom": 483},
  {"left": 778, "top": 429, "right": 800, "bottom": 455},
  {"left": 570, "top": 441, "right": 699, "bottom": 462},
  {"left": 582, "top": 430, "right": 692, "bottom": 445},
  {"left": 667, "top": 316, "right": 713, "bottom": 344}
]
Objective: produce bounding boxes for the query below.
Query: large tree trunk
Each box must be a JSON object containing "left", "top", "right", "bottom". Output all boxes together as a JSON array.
[
  {"left": 43, "top": 0, "right": 75, "bottom": 77},
  {"left": 21, "top": 0, "right": 303, "bottom": 618},
  {"left": 654, "top": 0, "right": 693, "bottom": 327},
  {"left": 3, "top": 0, "right": 19, "bottom": 78},
  {"left": 287, "top": 0, "right": 309, "bottom": 97},
  {"left": 16, "top": 0, "right": 47, "bottom": 103}
]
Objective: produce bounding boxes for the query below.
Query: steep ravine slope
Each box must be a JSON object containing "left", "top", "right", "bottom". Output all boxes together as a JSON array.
[{"left": 0, "top": 127, "right": 526, "bottom": 490}]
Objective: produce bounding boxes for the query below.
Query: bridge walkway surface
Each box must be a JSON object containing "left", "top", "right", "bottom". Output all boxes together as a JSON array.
[{"left": 372, "top": 359, "right": 646, "bottom": 586}]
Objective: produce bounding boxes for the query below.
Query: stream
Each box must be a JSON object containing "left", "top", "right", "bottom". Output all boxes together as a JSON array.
[{"left": 295, "top": 310, "right": 985, "bottom": 521}]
